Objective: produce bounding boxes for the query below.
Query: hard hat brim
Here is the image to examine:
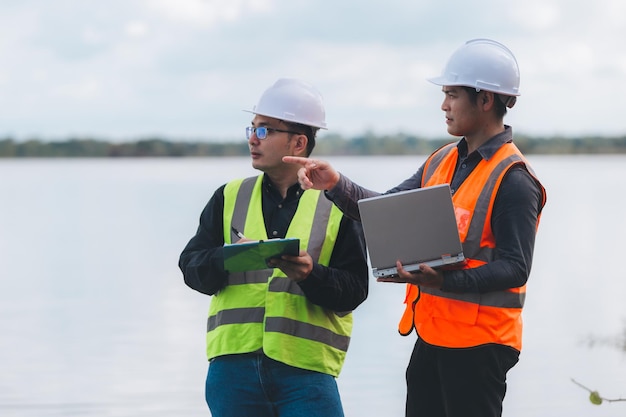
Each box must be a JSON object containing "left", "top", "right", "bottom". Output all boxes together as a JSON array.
[
  {"left": 242, "top": 109, "right": 328, "bottom": 130},
  {"left": 427, "top": 76, "right": 521, "bottom": 96}
]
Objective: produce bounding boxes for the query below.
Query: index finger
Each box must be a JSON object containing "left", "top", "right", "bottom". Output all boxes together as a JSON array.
[{"left": 283, "top": 156, "right": 313, "bottom": 166}]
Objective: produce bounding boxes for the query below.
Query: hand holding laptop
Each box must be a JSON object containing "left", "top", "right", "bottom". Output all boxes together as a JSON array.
[{"left": 376, "top": 261, "right": 444, "bottom": 288}]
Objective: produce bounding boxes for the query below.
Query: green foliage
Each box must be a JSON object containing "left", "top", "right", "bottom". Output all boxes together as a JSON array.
[
  {"left": 572, "top": 378, "right": 626, "bottom": 405},
  {"left": 0, "top": 137, "right": 249, "bottom": 158},
  {"left": 2, "top": 133, "right": 626, "bottom": 158},
  {"left": 589, "top": 391, "right": 603, "bottom": 405}
]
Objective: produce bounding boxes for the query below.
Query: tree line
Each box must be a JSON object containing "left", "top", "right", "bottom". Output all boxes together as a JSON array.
[{"left": 1, "top": 133, "right": 626, "bottom": 157}]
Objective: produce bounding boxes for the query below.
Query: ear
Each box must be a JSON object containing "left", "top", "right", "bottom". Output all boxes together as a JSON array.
[
  {"left": 292, "top": 134, "right": 308, "bottom": 156},
  {"left": 480, "top": 91, "right": 495, "bottom": 110}
]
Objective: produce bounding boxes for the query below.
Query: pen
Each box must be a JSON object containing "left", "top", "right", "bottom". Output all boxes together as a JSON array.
[{"left": 231, "top": 226, "right": 246, "bottom": 239}]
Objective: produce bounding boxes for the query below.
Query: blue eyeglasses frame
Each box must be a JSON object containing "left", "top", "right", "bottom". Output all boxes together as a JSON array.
[{"left": 246, "top": 126, "right": 301, "bottom": 140}]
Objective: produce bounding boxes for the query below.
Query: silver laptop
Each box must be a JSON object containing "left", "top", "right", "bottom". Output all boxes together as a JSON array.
[{"left": 357, "top": 184, "right": 465, "bottom": 278}]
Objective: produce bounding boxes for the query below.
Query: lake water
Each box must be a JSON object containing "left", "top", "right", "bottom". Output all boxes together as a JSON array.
[{"left": 1, "top": 155, "right": 625, "bottom": 417}]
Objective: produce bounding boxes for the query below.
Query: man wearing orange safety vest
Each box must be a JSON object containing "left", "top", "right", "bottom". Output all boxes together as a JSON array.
[{"left": 284, "top": 39, "right": 547, "bottom": 417}]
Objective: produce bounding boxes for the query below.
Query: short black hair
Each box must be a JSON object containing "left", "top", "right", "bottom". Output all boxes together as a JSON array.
[
  {"left": 283, "top": 122, "right": 318, "bottom": 156},
  {"left": 462, "top": 86, "right": 508, "bottom": 119}
]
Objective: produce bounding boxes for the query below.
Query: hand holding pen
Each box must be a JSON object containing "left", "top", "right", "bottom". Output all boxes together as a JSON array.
[{"left": 231, "top": 226, "right": 246, "bottom": 241}]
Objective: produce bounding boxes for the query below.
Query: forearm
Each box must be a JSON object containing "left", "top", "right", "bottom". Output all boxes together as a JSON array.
[
  {"left": 179, "top": 243, "right": 228, "bottom": 295},
  {"left": 441, "top": 259, "right": 527, "bottom": 293},
  {"left": 298, "top": 218, "right": 369, "bottom": 311},
  {"left": 325, "top": 167, "right": 425, "bottom": 221},
  {"left": 441, "top": 168, "right": 542, "bottom": 293},
  {"left": 178, "top": 187, "right": 229, "bottom": 295},
  {"left": 324, "top": 174, "right": 380, "bottom": 221},
  {"left": 299, "top": 264, "right": 368, "bottom": 312}
]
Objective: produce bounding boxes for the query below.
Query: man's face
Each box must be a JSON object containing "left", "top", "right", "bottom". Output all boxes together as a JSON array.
[
  {"left": 247, "top": 115, "right": 299, "bottom": 173},
  {"left": 440, "top": 86, "right": 482, "bottom": 138}
]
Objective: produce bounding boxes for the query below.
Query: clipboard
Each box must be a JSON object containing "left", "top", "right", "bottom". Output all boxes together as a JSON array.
[{"left": 223, "top": 238, "right": 300, "bottom": 272}]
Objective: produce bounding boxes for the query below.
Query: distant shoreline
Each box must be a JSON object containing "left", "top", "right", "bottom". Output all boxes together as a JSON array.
[{"left": 2, "top": 133, "right": 625, "bottom": 157}]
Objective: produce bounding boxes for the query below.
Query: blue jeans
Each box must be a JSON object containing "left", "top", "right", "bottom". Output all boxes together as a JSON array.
[{"left": 205, "top": 352, "right": 345, "bottom": 417}]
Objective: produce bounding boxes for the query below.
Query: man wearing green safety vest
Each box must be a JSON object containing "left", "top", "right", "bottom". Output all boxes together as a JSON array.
[{"left": 179, "top": 78, "right": 369, "bottom": 417}]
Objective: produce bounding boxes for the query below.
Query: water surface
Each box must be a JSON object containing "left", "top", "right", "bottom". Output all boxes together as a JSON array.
[{"left": 1, "top": 155, "right": 625, "bottom": 416}]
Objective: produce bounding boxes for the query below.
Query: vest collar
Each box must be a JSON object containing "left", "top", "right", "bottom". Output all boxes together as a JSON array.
[
  {"left": 458, "top": 125, "right": 514, "bottom": 161},
  {"left": 262, "top": 174, "right": 304, "bottom": 202}
]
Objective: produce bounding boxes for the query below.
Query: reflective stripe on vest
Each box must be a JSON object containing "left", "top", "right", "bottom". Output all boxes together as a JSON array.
[
  {"left": 207, "top": 174, "right": 350, "bottom": 376},
  {"left": 398, "top": 142, "right": 546, "bottom": 351}
]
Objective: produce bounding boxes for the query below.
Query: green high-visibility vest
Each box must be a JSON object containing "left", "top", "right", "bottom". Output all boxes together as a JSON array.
[{"left": 207, "top": 175, "right": 352, "bottom": 377}]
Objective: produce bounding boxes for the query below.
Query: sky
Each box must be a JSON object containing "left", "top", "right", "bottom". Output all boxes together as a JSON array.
[{"left": 0, "top": 0, "right": 625, "bottom": 142}]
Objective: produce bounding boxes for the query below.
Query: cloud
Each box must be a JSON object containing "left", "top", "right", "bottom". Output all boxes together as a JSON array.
[
  {"left": 125, "top": 20, "right": 150, "bottom": 38},
  {"left": 145, "top": 0, "right": 273, "bottom": 26},
  {"left": 1, "top": 0, "right": 625, "bottom": 140}
]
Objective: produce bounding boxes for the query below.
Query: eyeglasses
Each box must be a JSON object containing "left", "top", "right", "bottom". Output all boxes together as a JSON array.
[{"left": 245, "top": 126, "right": 300, "bottom": 140}]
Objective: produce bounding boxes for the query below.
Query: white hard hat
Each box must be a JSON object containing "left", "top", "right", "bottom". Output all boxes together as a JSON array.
[
  {"left": 244, "top": 78, "right": 327, "bottom": 129},
  {"left": 428, "top": 39, "right": 521, "bottom": 99}
]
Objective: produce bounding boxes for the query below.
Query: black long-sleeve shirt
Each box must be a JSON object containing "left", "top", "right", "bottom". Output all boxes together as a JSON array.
[
  {"left": 326, "top": 126, "right": 545, "bottom": 294},
  {"left": 179, "top": 175, "right": 369, "bottom": 312}
]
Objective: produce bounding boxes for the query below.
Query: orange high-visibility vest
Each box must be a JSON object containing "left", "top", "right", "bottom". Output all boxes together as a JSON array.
[{"left": 398, "top": 142, "right": 546, "bottom": 351}]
